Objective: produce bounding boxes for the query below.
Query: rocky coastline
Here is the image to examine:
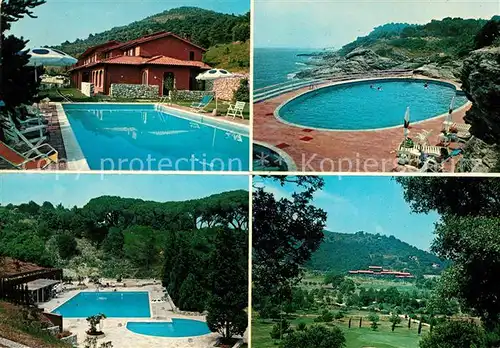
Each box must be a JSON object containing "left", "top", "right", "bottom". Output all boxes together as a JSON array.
[{"left": 295, "top": 47, "right": 463, "bottom": 81}]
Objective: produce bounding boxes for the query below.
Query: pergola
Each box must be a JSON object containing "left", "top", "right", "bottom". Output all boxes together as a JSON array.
[{"left": 25, "top": 279, "right": 61, "bottom": 303}]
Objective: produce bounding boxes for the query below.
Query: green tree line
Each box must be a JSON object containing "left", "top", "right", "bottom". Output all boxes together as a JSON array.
[{"left": 51, "top": 7, "right": 250, "bottom": 58}]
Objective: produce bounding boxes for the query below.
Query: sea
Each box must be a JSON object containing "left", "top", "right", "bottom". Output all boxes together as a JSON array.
[{"left": 253, "top": 48, "right": 322, "bottom": 91}]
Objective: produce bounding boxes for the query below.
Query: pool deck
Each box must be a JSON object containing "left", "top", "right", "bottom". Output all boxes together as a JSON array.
[
  {"left": 40, "top": 282, "right": 223, "bottom": 348},
  {"left": 253, "top": 76, "right": 470, "bottom": 172}
]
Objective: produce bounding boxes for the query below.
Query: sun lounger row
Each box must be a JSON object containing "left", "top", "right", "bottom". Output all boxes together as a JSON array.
[{"left": 0, "top": 105, "right": 59, "bottom": 170}]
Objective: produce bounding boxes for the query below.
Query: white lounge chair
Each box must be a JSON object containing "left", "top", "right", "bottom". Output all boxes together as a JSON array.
[
  {"left": 419, "top": 144, "right": 445, "bottom": 157},
  {"left": 226, "top": 101, "right": 245, "bottom": 120},
  {"left": 452, "top": 123, "right": 471, "bottom": 132},
  {"left": 415, "top": 130, "right": 432, "bottom": 145}
]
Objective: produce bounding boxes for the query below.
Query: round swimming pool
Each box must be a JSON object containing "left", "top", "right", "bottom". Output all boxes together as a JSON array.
[
  {"left": 277, "top": 79, "right": 469, "bottom": 130},
  {"left": 126, "top": 319, "right": 211, "bottom": 337}
]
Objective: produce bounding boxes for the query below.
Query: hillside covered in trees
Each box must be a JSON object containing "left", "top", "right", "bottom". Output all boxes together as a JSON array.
[
  {"left": 51, "top": 6, "right": 250, "bottom": 71},
  {"left": 0, "top": 190, "right": 248, "bottom": 313},
  {"left": 299, "top": 16, "right": 500, "bottom": 80},
  {"left": 308, "top": 231, "right": 447, "bottom": 276}
]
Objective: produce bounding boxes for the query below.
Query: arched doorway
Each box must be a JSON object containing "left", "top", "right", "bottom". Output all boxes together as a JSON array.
[
  {"left": 163, "top": 72, "right": 175, "bottom": 96},
  {"left": 142, "top": 71, "right": 148, "bottom": 85}
]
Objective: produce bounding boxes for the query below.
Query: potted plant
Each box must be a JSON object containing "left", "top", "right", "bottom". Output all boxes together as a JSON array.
[{"left": 86, "top": 313, "right": 106, "bottom": 338}]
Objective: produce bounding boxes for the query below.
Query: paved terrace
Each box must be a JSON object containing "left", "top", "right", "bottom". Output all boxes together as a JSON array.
[{"left": 254, "top": 75, "right": 470, "bottom": 172}]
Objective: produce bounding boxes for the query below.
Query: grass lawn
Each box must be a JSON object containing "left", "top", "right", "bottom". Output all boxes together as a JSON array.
[
  {"left": 252, "top": 312, "right": 427, "bottom": 348},
  {"left": 37, "top": 88, "right": 250, "bottom": 119}
]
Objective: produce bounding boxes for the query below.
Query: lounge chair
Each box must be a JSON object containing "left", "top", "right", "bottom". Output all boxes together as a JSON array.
[
  {"left": 397, "top": 142, "right": 421, "bottom": 166},
  {"left": 0, "top": 140, "right": 58, "bottom": 170},
  {"left": 14, "top": 105, "right": 50, "bottom": 127},
  {"left": 414, "top": 130, "right": 432, "bottom": 145},
  {"left": 226, "top": 101, "right": 246, "bottom": 120},
  {"left": 418, "top": 144, "right": 445, "bottom": 157},
  {"left": 190, "top": 95, "right": 214, "bottom": 112},
  {"left": 1, "top": 116, "right": 47, "bottom": 146},
  {"left": 451, "top": 123, "right": 471, "bottom": 133}
]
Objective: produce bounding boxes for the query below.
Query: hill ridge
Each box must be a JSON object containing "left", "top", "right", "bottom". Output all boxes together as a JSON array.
[{"left": 308, "top": 230, "right": 446, "bottom": 276}]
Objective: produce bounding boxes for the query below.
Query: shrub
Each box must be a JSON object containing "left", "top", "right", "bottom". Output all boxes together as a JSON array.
[
  {"left": 270, "top": 319, "right": 292, "bottom": 340},
  {"left": 280, "top": 325, "right": 346, "bottom": 348},
  {"left": 297, "top": 322, "right": 307, "bottom": 331},
  {"left": 420, "top": 321, "right": 486, "bottom": 348},
  {"left": 233, "top": 78, "right": 249, "bottom": 103}
]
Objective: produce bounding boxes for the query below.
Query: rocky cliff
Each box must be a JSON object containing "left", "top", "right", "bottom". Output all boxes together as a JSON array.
[{"left": 458, "top": 46, "right": 500, "bottom": 172}]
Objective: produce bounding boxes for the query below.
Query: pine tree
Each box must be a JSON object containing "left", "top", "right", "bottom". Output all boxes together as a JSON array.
[
  {"left": 1, "top": 0, "right": 46, "bottom": 140},
  {"left": 206, "top": 228, "right": 248, "bottom": 339}
]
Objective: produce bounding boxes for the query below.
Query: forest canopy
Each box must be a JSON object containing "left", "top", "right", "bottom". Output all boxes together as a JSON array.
[{"left": 0, "top": 190, "right": 249, "bottom": 313}]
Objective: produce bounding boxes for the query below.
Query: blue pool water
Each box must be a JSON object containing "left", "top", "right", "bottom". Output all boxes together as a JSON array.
[
  {"left": 63, "top": 104, "right": 249, "bottom": 171},
  {"left": 52, "top": 291, "right": 151, "bottom": 318},
  {"left": 127, "top": 319, "right": 211, "bottom": 337},
  {"left": 278, "top": 79, "right": 469, "bottom": 130}
]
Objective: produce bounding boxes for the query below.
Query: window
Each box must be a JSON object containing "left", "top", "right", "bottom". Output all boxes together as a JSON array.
[
  {"left": 128, "top": 48, "right": 134, "bottom": 56},
  {"left": 142, "top": 71, "right": 148, "bottom": 85},
  {"left": 135, "top": 47, "right": 140, "bottom": 56},
  {"left": 189, "top": 51, "right": 195, "bottom": 60}
]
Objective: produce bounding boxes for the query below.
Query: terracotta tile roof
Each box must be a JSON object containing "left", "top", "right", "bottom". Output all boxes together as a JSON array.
[
  {"left": 145, "top": 56, "right": 211, "bottom": 68},
  {"left": 79, "top": 40, "right": 120, "bottom": 58},
  {"left": 0, "top": 257, "right": 47, "bottom": 277},
  {"left": 102, "top": 56, "right": 148, "bottom": 65},
  {"left": 119, "top": 31, "right": 207, "bottom": 52}
]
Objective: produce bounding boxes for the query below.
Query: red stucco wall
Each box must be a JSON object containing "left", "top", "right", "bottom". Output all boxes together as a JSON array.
[{"left": 138, "top": 36, "right": 204, "bottom": 61}]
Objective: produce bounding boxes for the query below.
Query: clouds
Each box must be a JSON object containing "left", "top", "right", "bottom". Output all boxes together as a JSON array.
[{"left": 254, "top": 0, "right": 499, "bottom": 48}]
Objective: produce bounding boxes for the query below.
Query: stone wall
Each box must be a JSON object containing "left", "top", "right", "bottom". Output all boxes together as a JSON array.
[
  {"left": 61, "top": 334, "right": 78, "bottom": 347},
  {"left": 110, "top": 84, "right": 159, "bottom": 99},
  {"left": 212, "top": 74, "right": 248, "bottom": 101},
  {"left": 170, "top": 90, "right": 213, "bottom": 102}
]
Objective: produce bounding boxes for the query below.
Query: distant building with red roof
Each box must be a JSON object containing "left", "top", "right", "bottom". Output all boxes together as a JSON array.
[
  {"left": 347, "top": 266, "right": 414, "bottom": 279},
  {"left": 69, "top": 31, "right": 211, "bottom": 96}
]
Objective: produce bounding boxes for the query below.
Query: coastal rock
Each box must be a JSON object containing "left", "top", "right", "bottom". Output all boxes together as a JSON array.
[
  {"left": 457, "top": 137, "right": 499, "bottom": 172},
  {"left": 461, "top": 46, "right": 500, "bottom": 145},
  {"left": 413, "top": 62, "right": 462, "bottom": 80},
  {"left": 296, "top": 49, "right": 399, "bottom": 78}
]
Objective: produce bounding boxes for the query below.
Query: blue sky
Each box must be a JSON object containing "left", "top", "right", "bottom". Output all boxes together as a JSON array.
[
  {"left": 254, "top": 0, "right": 499, "bottom": 48},
  {"left": 0, "top": 174, "right": 249, "bottom": 207},
  {"left": 256, "top": 176, "right": 439, "bottom": 251},
  {"left": 9, "top": 0, "right": 250, "bottom": 48}
]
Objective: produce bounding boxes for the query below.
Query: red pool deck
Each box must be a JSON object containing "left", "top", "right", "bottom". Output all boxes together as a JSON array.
[{"left": 253, "top": 79, "right": 470, "bottom": 172}]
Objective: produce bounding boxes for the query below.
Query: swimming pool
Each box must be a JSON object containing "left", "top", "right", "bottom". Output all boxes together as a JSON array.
[
  {"left": 51, "top": 291, "right": 151, "bottom": 318},
  {"left": 277, "top": 79, "right": 469, "bottom": 131},
  {"left": 62, "top": 104, "right": 249, "bottom": 171},
  {"left": 126, "top": 319, "right": 211, "bottom": 337}
]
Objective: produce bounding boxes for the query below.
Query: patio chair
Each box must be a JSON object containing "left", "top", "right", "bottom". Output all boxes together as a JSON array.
[
  {"left": 190, "top": 95, "right": 214, "bottom": 112},
  {"left": 0, "top": 140, "right": 58, "bottom": 170},
  {"left": 226, "top": 101, "right": 246, "bottom": 120}
]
